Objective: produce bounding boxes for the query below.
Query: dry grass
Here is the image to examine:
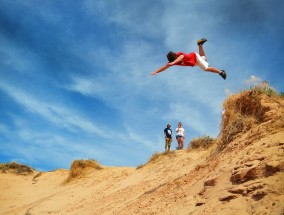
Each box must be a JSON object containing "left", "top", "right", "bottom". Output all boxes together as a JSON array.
[
  {"left": 188, "top": 136, "right": 216, "bottom": 150},
  {"left": 66, "top": 159, "right": 103, "bottom": 182},
  {"left": 218, "top": 86, "right": 282, "bottom": 150},
  {"left": 0, "top": 162, "right": 34, "bottom": 175},
  {"left": 136, "top": 151, "right": 175, "bottom": 169},
  {"left": 249, "top": 85, "right": 278, "bottom": 97}
]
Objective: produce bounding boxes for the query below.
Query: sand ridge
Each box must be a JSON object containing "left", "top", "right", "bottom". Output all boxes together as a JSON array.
[{"left": 1, "top": 89, "right": 284, "bottom": 214}]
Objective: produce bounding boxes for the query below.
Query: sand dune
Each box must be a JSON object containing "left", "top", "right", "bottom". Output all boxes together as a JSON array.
[{"left": 1, "top": 88, "right": 284, "bottom": 214}]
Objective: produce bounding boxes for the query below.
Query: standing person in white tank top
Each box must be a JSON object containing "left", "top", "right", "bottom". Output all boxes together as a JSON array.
[{"left": 176, "top": 122, "right": 186, "bottom": 150}]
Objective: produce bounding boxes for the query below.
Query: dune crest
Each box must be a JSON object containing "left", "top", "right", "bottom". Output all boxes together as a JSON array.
[{"left": 1, "top": 87, "right": 284, "bottom": 215}]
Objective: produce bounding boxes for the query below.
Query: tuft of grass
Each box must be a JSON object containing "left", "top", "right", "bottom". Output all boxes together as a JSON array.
[
  {"left": 0, "top": 162, "right": 34, "bottom": 175},
  {"left": 220, "top": 88, "right": 270, "bottom": 146},
  {"left": 147, "top": 152, "right": 162, "bottom": 163},
  {"left": 249, "top": 85, "right": 278, "bottom": 97},
  {"left": 218, "top": 85, "right": 283, "bottom": 151},
  {"left": 136, "top": 151, "right": 175, "bottom": 170},
  {"left": 188, "top": 136, "right": 216, "bottom": 150},
  {"left": 66, "top": 159, "right": 103, "bottom": 182}
]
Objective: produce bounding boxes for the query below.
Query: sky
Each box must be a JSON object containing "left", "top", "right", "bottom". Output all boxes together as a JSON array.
[{"left": 0, "top": 0, "right": 283, "bottom": 171}]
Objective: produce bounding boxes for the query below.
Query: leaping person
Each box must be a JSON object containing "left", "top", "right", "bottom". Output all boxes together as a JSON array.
[{"left": 150, "top": 38, "right": 227, "bottom": 80}]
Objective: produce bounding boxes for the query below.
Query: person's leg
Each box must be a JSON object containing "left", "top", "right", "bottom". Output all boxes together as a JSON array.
[
  {"left": 176, "top": 137, "right": 178, "bottom": 149},
  {"left": 206, "top": 67, "right": 227, "bottom": 79},
  {"left": 205, "top": 67, "right": 221, "bottom": 74},
  {"left": 198, "top": 45, "right": 206, "bottom": 59},
  {"left": 195, "top": 54, "right": 223, "bottom": 74},
  {"left": 168, "top": 138, "right": 172, "bottom": 151},
  {"left": 195, "top": 42, "right": 227, "bottom": 79},
  {"left": 206, "top": 67, "right": 226, "bottom": 79},
  {"left": 166, "top": 139, "right": 170, "bottom": 151},
  {"left": 177, "top": 138, "right": 181, "bottom": 149},
  {"left": 165, "top": 139, "right": 168, "bottom": 152},
  {"left": 181, "top": 138, "right": 184, "bottom": 149}
]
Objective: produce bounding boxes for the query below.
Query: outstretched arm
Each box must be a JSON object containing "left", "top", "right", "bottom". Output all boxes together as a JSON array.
[
  {"left": 150, "top": 55, "right": 184, "bottom": 76},
  {"left": 149, "top": 63, "right": 171, "bottom": 75}
]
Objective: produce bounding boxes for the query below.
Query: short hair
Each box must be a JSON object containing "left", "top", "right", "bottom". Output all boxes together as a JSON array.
[{"left": 167, "top": 51, "right": 177, "bottom": 62}]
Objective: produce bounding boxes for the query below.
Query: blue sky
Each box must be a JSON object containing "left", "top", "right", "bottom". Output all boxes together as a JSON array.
[{"left": 0, "top": 0, "right": 283, "bottom": 171}]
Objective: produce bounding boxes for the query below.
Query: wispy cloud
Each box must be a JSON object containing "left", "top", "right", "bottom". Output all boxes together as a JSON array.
[
  {"left": 0, "top": 82, "right": 107, "bottom": 137},
  {"left": 1, "top": 0, "right": 283, "bottom": 171},
  {"left": 244, "top": 75, "right": 262, "bottom": 87},
  {"left": 224, "top": 88, "right": 233, "bottom": 96}
]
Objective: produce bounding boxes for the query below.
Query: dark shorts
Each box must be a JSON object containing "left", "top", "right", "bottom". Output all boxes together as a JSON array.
[{"left": 176, "top": 135, "right": 184, "bottom": 140}]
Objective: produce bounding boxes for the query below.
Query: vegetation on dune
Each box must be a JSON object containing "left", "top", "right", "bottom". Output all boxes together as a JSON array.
[
  {"left": 136, "top": 151, "right": 176, "bottom": 169},
  {"left": 219, "top": 85, "right": 283, "bottom": 149},
  {"left": 66, "top": 159, "right": 103, "bottom": 182},
  {"left": 0, "top": 162, "right": 34, "bottom": 175},
  {"left": 188, "top": 136, "right": 217, "bottom": 150},
  {"left": 3, "top": 85, "right": 282, "bottom": 177},
  {"left": 138, "top": 85, "right": 283, "bottom": 169}
]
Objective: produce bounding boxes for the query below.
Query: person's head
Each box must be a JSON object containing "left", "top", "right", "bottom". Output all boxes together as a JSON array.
[
  {"left": 178, "top": 122, "right": 182, "bottom": 127},
  {"left": 167, "top": 123, "right": 171, "bottom": 128},
  {"left": 167, "top": 51, "right": 177, "bottom": 62}
]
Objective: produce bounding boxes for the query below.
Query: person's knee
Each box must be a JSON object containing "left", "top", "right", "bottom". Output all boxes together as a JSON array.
[{"left": 204, "top": 67, "right": 210, "bottom": 71}]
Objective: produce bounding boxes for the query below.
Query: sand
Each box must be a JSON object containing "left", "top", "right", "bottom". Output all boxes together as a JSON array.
[
  {"left": 1, "top": 130, "right": 284, "bottom": 215},
  {"left": 1, "top": 90, "right": 284, "bottom": 214}
]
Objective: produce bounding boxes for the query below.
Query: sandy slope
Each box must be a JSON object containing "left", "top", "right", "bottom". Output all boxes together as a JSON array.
[
  {"left": 1, "top": 130, "right": 284, "bottom": 215},
  {"left": 1, "top": 92, "right": 284, "bottom": 215}
]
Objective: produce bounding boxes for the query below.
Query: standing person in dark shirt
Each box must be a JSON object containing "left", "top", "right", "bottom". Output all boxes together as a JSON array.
[{"left": 164, "top": 123, "right": 172, "bottom": 152}]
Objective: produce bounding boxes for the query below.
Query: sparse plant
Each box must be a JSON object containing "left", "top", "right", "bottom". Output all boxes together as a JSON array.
[
  {"left": 249, "top": 85, "right": 277, "bottom": 97},
  {"left": 24, "top": 208, "right": 32, "bottom": 215},
  {"left": 33, "top": 172, "right": 43, "bottom": 181},
  {"left": 218, "top": 86, "right": 277, "bottom": 150},
  {"left": 66, "top": 159, "right": 103, "bottom": 182},
  {"left": 136, "top": 151, "right": 175, "bottom": 169},
  {"left": 136, "top": 164, "right": 144, "bottom": 170},
  {"left": 0, "top": 162, "right": 34, "bottom": 175},
  {"left": 188, "top": 136, "right": 216, "bottom": 150},
  {"left": 148, "top": 152, "right": 161, "bottom": 163}
]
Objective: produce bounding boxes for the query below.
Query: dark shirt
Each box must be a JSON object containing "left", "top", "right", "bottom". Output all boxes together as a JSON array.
[{"left": 164, "top": 128, "right": 172, "bottom": 139}]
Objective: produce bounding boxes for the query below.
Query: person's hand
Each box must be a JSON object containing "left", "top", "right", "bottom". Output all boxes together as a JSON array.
[
  {"left": 149, "top": 72, "right": 157, "bottom": 75},
  {"left": 167, "top": 62, "right": 174, "bottom": 66}
]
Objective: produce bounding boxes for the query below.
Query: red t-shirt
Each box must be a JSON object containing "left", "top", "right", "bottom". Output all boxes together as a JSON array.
[{"left": 174, "top": 52, "right": 197, "bottom": 67}]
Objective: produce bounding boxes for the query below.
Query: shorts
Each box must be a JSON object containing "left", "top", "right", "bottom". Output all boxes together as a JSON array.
[
  {"left": 176, "top": 135, "right": 184, "bottom": 140},
  {"left": 195, "top": 53, "right": 209, "bottom": 70}
]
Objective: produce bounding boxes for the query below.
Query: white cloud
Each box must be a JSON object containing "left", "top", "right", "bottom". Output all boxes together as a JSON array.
[
  {"left": 0, "top": 82, "right": 108, "bottom": 138},
  {"left": 2, "top": 0, "right": 281, "bottom": 171},
  {"left": 224, "top": 88, "right": 233, "bottom": 96},
  {"left": 244, "top": 75, "right": 262, "bottom": 87}
]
